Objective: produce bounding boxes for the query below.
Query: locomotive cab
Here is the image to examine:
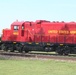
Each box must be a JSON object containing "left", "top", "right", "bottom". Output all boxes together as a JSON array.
[
  {"left": 11, "top": 21, "right": 25, "bottom": 42},
  {"left": 11, "top": 24, "right": 20, "bottom": 42}
]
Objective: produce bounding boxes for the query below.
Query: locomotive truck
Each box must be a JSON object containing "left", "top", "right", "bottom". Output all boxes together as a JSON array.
[{"left": 0, "top": 20, "right": 76, "bottom": 55}]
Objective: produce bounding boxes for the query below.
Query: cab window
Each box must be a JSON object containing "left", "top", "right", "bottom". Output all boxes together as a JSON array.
[
  {"left": 14, "top": 26, "right": 19, "bottom": 30},
  {"left": 22, "top": 25, "right": 24, "bottom": 30}
]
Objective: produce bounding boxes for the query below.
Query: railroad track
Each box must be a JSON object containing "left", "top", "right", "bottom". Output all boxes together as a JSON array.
[{"left": 0, "top": 51, "right": 76, "bottom": 61}]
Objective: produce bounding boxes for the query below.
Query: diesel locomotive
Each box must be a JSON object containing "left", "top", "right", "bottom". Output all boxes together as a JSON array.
[{"left": 1, "top": 20, "right": 76, "bottom": 55}]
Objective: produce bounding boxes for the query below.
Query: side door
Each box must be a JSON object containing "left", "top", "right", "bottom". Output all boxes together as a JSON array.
[{"left": 12, "top": 25, "right": 19, "bottom": 41}]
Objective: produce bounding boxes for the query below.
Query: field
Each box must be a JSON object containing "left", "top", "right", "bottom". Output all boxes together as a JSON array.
[{"left": 0, "top": 58, "right": 76, "bottom": 75}]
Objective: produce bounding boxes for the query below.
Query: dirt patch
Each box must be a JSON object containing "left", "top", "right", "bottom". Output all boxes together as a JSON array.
[{"left": 0, "top": 55, "right": 76, "bottom": 63}]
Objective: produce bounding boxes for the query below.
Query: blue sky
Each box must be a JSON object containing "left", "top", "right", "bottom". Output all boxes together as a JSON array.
[{"left": 0, "top": 0, "right": 76, "bottom": 34}]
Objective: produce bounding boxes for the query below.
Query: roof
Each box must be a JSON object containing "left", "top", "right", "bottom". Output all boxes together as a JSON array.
[{"left": 11, "top": 21, "right": 25, "bottom": 26}]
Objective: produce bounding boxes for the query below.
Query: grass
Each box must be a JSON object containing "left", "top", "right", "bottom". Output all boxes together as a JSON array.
[{"left": 0, "top": 59, "right": 76, "bottom": 75}]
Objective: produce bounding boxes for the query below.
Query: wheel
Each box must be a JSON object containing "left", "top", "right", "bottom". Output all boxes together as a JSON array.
[
  {"left": 44, "top": 47, "right": 49, "bottom": 52},
  {"left": 63, "top": 46, "right": 70, "bottom": 55},
  {"left": 23, "top": 46, "right": 29, "bottom": 53},
  {"left": 25, "top": 50, "right": 29, "bottom": 53},
  {"left": 17, "top": 46, "right": 22, "bottom": 53},
  {"left": 0, "top": 43, "right": 2, "bottom": 50},
  {"left": 56, "top": 46, "right": 63, "bottom": 55},
  {"left": 9, "top": 46, "right": 14, "bottom": 52},
  {"left": 1, "top": 44, "right": 7, "bottom": 51},
  {"left": 48, "top": 47, "right": 53, "bottom": 51},
  {"left": 16, "top": 44, "right": 22, "bottom": 53}
]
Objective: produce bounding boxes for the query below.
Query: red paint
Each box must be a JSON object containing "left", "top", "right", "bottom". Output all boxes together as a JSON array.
[{"left": 2, "top": 20, "right": 76, "bottom": 44}]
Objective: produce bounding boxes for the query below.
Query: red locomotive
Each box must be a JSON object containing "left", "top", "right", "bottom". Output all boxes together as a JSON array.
[{"left": 1, "top": 20, "right": 76, "bottom": 55}]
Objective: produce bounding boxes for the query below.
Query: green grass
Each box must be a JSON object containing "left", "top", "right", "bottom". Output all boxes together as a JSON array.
[{"left": 0, "top": 59, "right": 76, "bottom": 75}]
